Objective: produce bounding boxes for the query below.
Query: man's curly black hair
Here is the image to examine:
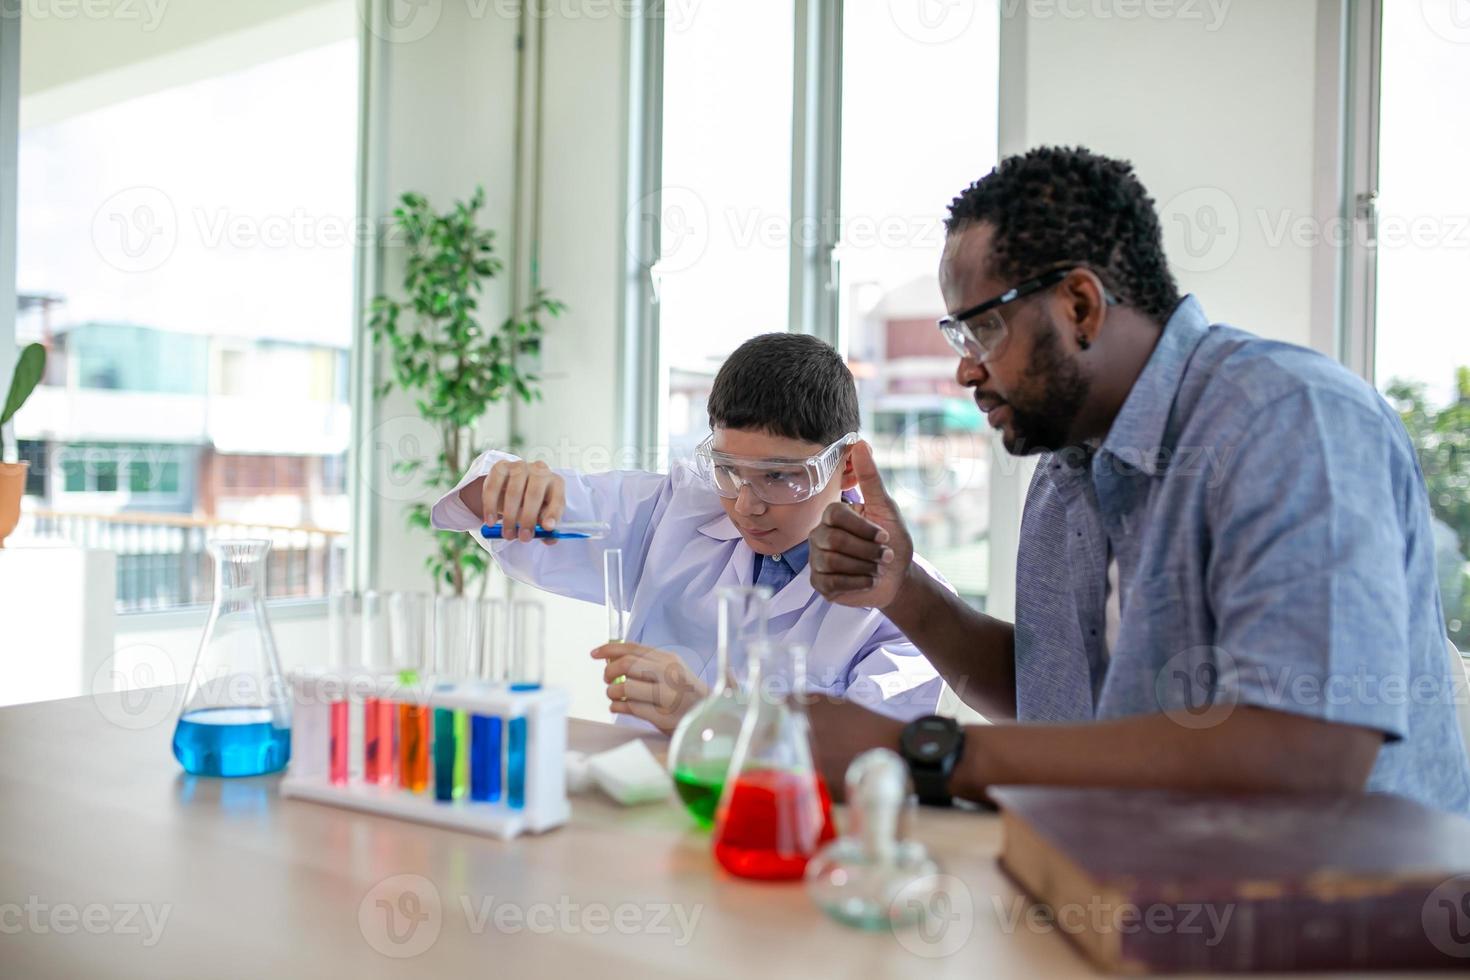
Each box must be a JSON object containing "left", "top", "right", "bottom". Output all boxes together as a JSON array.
[{"left": 945, "top": 146, "right": 1182, "bottom": 324}]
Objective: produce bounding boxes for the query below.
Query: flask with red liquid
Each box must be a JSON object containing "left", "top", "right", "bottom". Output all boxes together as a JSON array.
[{"left": 711, "top": 640, "right": 836, "bottom": 880}]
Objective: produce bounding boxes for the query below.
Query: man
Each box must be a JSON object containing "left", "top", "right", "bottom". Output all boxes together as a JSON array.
[{"left": 808, "top": 146, "right": 1470, "bottom": 815}]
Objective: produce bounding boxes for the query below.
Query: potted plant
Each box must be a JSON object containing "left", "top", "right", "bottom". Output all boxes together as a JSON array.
[
  {"left": 368, "top": 187, "right": 565, "bottom": 595},
  {"left": 0, "top": 342, "right": 46, "bottom": 548}
]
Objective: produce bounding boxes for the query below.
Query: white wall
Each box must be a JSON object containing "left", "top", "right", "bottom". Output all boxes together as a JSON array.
[{"left": 1001, "top": 0, "right": 1327, "bottom": 348}]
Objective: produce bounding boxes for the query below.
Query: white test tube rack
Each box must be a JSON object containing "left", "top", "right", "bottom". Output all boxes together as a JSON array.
[{"left": 280, "top": 668, "right": 571, "bottom": 840}]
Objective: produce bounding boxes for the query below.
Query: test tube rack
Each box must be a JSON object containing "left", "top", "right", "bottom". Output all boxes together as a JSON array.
[{"left": 280, "top": 669, "right": 570, "bottom": 840}]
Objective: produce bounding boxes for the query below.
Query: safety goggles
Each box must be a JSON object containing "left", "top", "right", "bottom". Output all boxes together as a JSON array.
[
  {"left": 694, "top": 432, "right": 859, "bottom": 505},
  {"left": 937, "top": 267, "right": 1118, "bottom": 363}
]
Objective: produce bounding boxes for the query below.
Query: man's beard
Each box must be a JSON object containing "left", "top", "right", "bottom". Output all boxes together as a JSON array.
[{"left": 1000, "top": 317, "right": 1090, "bottom": 456}]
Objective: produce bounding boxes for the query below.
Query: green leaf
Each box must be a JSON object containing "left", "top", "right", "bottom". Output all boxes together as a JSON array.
[{"left": 2, "top": 343, "right": 46, "bottom": 427}]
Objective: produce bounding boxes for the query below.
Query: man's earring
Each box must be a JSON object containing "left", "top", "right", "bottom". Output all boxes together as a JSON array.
[{"left": 1077, "top": 335, "right": 1091, "bottom": 351}]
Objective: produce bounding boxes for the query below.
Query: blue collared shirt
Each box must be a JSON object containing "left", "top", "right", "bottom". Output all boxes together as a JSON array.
[
  {"left": 754, "top": 541, "right": 809, "bottom": 595},
  {"left": 1015, "top": 295, "right": 1470, "bottom": 814}
]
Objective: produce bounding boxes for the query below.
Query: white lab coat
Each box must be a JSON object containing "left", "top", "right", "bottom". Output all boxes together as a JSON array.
[{"left": 431, "top": 450, "right": 944, "bottom": 724}]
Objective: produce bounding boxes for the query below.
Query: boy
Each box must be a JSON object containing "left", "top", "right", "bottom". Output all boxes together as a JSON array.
[{"left": 431, "top": 333, "right": 943, "bottom": 732}]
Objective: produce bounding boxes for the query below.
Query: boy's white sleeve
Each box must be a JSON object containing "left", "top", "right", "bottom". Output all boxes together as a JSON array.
[
  {"left": 842, "top": 627, "right": 945, "bottom": 722},
  {"left": 430, "top": 450, "right": 677, "bottom": 606},
  {"left": 840, "top": 556, "right": 952, "bottom": 721}
]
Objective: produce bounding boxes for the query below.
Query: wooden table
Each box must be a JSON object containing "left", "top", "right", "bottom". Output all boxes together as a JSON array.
[{"left": 1, "top": 688, "right": 1425, "bottom": 979}]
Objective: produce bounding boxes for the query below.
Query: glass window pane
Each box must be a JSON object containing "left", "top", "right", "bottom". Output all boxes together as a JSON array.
[
  {"left": 837, "top": 2, "right": 999, "bottom": 610},
  {"left": 1375, "top": 1, "right": 1470, "bottom": 648},
  {"left": 658, "top": 3, "right": 795, "bottom": 460},
  {"left": 13, "top": 0, "right": 357, "bottom": 610}
]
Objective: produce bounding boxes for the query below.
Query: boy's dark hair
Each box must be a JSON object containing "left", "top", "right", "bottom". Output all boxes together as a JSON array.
[
  {"left": 707, "top": 333, "right": 860, "bottom": 446},
  {"left": 945, "top": 146, "right": 1181, "bottom": 324}
]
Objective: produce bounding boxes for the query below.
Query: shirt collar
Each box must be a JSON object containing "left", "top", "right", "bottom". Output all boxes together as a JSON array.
[
  {"left": 1097, "top": 294, "right": 1212, "bottom": 477},
  {"left": 768, "top": 540, "right": 810, "bottom": 574}
]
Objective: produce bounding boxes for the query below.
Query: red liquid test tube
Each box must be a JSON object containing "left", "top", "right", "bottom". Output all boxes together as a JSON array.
[
  {"left": 364, "top": 698, "right": 395, "bottom": 784},
  {"left": 329, "top": 700, "right": 349, "bottom": 785}
]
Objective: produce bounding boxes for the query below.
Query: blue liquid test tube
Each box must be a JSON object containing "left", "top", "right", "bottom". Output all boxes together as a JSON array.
[
  {"left": 433, "top": 707, "right": 456, "bottom": 802},
  {"left": 471, "top": 713, "right": 502, "bottom": 802},
  {"left": 508, "top": 715, "right": 527, "bottom": 810}
]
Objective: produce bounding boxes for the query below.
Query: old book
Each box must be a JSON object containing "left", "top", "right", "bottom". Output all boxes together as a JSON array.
[{"left": 990, "top": 786, "right": 1470, "bottom": 973}]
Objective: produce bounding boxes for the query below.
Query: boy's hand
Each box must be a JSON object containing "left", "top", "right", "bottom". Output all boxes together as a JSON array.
[
  {"left": 810, "top": 440, "right": 913, "bottom": 609},
  {"left": 592, "top": 642, "right": 708, "bottom": 735},
  {"left": 482, "top": 459, "right": 566, "bottom": 544}
]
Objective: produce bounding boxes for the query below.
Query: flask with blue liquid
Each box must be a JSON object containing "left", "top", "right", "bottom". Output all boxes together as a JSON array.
[{"left": 172, "top": 539, "right": 292, "bottom": 777}]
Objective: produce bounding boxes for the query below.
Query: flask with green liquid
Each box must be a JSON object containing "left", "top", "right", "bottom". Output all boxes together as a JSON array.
[{"left": 666, "top": 585, "right": 772, "bottom": 828}]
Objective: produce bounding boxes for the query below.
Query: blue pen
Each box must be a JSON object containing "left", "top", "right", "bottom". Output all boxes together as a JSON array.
[{"left": 480, "top": 521, "right": 610, "bottom": 540}]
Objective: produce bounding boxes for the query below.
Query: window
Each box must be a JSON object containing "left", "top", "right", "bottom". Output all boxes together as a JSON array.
[
  {"left": 837, "top": 2, "right": 999, "bottom": 610},
  {"left": 635, "top": 3, "right": 1001, "bottom": 608},
  {"left": 1372, "top": 0, "right": 1470, "bottom": 648},
  {"left": 11, "top": 0, "right": 359, "bottom": 610},
  {"left": 654, "top": 2, "right": 796, "bottom": 461}
]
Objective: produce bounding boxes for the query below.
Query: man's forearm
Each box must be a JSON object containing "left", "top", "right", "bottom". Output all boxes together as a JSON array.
[
  {"left": 952, "top": 707, "right": 1382, "bottom": 802},
  {"left": 883, "top": 564, "right": 1017, "bottom": 720}
]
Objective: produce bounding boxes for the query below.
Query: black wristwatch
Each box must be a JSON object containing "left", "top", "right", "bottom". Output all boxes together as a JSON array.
[{"left": 899, "top": 714, "right": 966, "bottom": 807}]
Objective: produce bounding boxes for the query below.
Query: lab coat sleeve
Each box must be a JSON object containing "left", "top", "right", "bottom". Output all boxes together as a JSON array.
[
  {"left": 840, "top": 555, "right": 952, "bottom": 722},
  {"left": 429, "top": 449, "right": 679, "bottom": 606}
]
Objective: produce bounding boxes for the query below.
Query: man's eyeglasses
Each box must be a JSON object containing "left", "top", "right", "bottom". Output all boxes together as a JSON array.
[{"left": 937, "top": 267, "right": 1117, "bottom": 363}]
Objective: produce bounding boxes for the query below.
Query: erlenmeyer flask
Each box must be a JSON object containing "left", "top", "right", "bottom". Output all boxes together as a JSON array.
[
  {"left": 711, "top": 640, "right": 836, "bottom": 880},
  {"left": 667, "top": 585, "right": 772, "bottom": 828},
  {"left": 171, "top": 539, "right": 291, "bottom": 777}
]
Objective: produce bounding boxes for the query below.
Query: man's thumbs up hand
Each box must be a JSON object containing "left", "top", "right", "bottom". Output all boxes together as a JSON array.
[{"left": 809, "top": 440, "right": 914, "bottom": 610}]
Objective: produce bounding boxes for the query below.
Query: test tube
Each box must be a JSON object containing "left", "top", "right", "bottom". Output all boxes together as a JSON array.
[
  {"left": 508, "top": 714, "right": 527, "bottom": 810},
  {"left": 470, "top": 711, "right": 502, "bottom": 802},
  {"left": 358, "top": 591, "right": 393, "bottom": 785},
  {"left": 327, "top": 675, "right": 349, "bottom": 785},
  {"left": 389, "top": 592, "right": 431, "bottom": 792},
  {"left": 433, "top": 706, "right": 457, "bottom": 802},
  {"left": 509, "top": 598, "right": 545, "bottom": 691},
  {"left": 469, "top": 597, "right": 505, "bottom": 803},
  {"left": 604, "top": 548, "right": 627, "bottom": 642},
  {"left": 472, "top": 597, "right": 506, "bottom": 684},
  {"left": 328, "top": 591, "right": 358, "bottom": 667},
  {"left": 434, "top": 595, "right": 472, "bottom": 799}
]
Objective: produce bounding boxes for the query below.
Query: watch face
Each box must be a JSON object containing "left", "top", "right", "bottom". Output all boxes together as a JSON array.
[{"left": 902, "top": 716, "right": 960, "bottom": 764}]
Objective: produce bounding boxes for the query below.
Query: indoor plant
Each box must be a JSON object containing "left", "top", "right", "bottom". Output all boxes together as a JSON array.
[
  {"left": 368, "top": 187, "right": 564, "bottom": 595},
  {"left": 0, "top": 342, "right": 46, "bottom": 548}
]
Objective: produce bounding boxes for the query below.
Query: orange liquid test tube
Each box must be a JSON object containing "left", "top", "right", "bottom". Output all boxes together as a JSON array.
[{"left": 398, "top": 703, "right": 429, "bottom": 793}]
